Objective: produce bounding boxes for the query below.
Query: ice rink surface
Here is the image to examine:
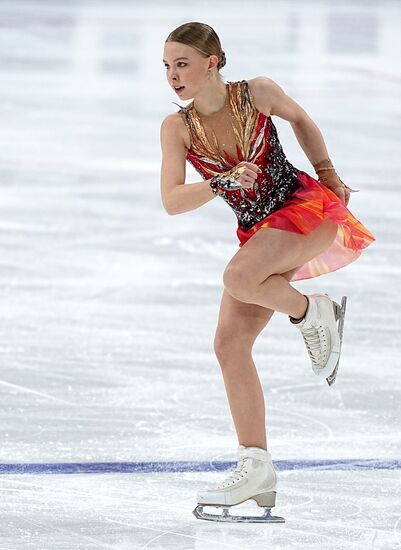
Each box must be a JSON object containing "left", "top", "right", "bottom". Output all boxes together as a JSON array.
[{"left": 0, "top": 0, "right": 400, "bottom": 548}]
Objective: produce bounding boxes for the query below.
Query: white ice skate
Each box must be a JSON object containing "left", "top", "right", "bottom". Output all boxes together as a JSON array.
[
  {"left": 193, "top": 445, "right": 285, "bottom": 523},
  {"left": 289, "top": 293, "right": 347, "bottom": 386}
]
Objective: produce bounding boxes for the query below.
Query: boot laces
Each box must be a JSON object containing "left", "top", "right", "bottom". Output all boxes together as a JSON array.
[
  {"left": 214, "top": 458, "right": 249, "bottom": 489},
  {"left": 302, "top": 325, "right": 328, "bottom": 368}
]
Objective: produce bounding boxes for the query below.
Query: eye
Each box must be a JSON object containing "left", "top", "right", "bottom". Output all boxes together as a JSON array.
[{"left": 164, "top": 62, "right": 187, "bottom": 68}]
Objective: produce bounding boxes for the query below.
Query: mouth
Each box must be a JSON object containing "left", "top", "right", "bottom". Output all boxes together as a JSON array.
[{"left": 173, "top": 85, "right": 185, "bottom": 94}]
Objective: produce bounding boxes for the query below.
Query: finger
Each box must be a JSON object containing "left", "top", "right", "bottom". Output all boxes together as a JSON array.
[
  {"left": 241, "top": 180, "right": 253, "bottom": 191},
  {"left": 245, "top": 162, "right": 261, "bottom": 174},
  {"left": 242, "top": 170, "right": 258, "bottom": 180},
  {"left": 246, "top": 168, "right": 259, "bottom": 178}
]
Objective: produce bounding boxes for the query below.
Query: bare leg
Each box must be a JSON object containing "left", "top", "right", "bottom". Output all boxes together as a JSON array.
[
  {"left": 223, "top": 219, "right": 338, "bottom": 315},
  {"left": 251, "top": 273, "right": 309, "bottom": 319},
  {"left": 214, "top": 266, "right": 300, "bottom": 450}
]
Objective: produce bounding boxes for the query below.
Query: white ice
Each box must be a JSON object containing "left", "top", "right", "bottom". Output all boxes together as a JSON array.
[{"left": 0, "top": 0, "right": 400, "bottom": 548}]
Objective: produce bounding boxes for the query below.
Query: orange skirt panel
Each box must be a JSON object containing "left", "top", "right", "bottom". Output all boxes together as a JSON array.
[{"left": 236, "top": 171, "right": 376, "bottom": 282}]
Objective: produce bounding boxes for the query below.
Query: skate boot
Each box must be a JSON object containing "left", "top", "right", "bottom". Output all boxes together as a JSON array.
[
  {"left": 289, "top": 293, "right": 347, "bottom": 386},
  {"left": 193, "top": 445, "right": 285, "bottom": 523}
]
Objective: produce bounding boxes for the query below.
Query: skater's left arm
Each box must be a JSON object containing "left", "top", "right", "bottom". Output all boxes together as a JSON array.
[{"left": 254, "top": 76, "right": 350, "bottom": 204}]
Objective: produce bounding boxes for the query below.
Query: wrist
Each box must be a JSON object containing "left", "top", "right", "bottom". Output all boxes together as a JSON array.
[
  {"left": 329, "top": 185, "right": 345, "bottom": 191},
  {"left": 209, "top": 173, "right": 242, "bottom": 195},
  {"left": 313, "top": 157, "right": 339, "bottom": 187},
  {"left": 312, "top": 157, "right": 334, "bottom": 174},
  {"left": 316, "top": 170, "right": 343, "bottom": 190}
]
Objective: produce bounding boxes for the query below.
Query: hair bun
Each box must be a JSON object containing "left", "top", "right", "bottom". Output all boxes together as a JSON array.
[{"left": 219, "top": 50, "right": 226, "bottom": 70}]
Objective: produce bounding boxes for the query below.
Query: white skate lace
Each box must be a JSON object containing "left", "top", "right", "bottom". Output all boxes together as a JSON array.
[
  {"left": 213, "top": 458, "right": 249, "bottom": 490},
  {"left": 301, "top": 326, "right": 328, "bottom": 370}
]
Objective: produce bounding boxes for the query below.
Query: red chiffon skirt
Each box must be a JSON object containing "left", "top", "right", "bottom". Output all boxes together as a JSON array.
[{"left": 236, "top": 171, "right": 376, "bottom": 282}]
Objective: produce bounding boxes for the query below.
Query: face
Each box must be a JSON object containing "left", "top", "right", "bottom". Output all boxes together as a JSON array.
[{"left": 163, "top": 41, "right": 218, "bottom": 99}]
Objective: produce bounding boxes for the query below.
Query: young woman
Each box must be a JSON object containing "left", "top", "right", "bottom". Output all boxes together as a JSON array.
[{"left": 160, "top": 22, "right": 375, "bottom": 523}]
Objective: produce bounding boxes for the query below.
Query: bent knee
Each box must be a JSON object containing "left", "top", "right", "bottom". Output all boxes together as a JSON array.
[{"left": 222, "top": 264, "right": 257, "bottom": 301}]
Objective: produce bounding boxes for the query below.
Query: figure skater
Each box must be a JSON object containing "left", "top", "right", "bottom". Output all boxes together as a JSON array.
[{"left": 160, "top": 21, "right": 375, "bottom": 523}]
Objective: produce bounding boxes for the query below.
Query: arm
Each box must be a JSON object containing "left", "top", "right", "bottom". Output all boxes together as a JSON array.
[
  {"left": 160, "top": 114, "right": 217, "bottom": 215},
  {"left": 253, "top": 76, "right": 354, "bottom": 203},
  {"left": 253, "top": 76, "right": 329, "bottom": 165}
]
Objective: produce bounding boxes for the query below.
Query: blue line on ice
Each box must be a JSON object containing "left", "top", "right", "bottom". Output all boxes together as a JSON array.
[{"left": 0, "top": 459, "right": 400, "bottom": 475}]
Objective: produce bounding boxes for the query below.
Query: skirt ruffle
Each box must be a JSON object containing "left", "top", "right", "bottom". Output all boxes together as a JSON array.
[{"left": 236, "top": 170, "right": 376, "bottom": 282}]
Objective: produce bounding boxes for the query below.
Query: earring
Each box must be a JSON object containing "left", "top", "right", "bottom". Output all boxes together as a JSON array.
[{"left": 208, "top": 70, "right": 211, "bottom": 80}]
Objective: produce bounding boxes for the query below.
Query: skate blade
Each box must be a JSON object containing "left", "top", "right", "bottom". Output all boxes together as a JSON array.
[
  {"left": 193, "top": 504, "right": 285, "bottom": 523},
  {"left": 326, "top": 295, "right": 347, "bottom": 386}
]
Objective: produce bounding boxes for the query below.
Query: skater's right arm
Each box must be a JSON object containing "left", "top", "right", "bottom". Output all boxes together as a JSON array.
[{"left": 160, "top": 114, "right": 217, "bottom": 215}]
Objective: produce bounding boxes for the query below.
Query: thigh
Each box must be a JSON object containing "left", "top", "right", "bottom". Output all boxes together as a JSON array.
[
  {"left": 214, "top": 265, "right": 300, "bottom": 348},
  {"left": 225, "top": 219, "right": 338, "bottom": 286}
]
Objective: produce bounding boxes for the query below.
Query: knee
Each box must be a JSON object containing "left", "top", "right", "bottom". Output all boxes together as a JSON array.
[
  {"left": 213, "top": 329, "right": 253, "bottom": 365},
  {"left": 213, "top": 331, "right": 234, "bottom": 363},
  {"left": 222, "top": 264, "right": 257, "bottom": 302}
]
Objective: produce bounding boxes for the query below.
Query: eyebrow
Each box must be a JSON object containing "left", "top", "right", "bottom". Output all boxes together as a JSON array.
[{"left": 163, "top": 57, "right": 189, "bottom": 63}]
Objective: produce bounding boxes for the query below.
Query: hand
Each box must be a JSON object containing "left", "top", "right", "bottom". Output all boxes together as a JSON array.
[
  {"left": 318, "top": 170, "right": 359, "bottom": 207},
  {"left": 225, "top": 161, "right": 262, "bottom": 190},
  {"left": 330, "top": 185, "right": 348, "bottom": 206},
  {"left": 328, "top": 179, "right": 359, "bottom": 207}
]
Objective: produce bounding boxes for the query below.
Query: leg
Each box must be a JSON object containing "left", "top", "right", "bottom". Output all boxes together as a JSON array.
[
  {"left": 223, "top": 219, "right": 338, "bottom": 316},
  {"left": 214, "top": 265, "right": 300, "bottom": 451}
]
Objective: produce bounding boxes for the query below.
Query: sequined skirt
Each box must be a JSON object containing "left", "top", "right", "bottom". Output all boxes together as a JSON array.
[{"left": 236, "top": 170, "right": 376, "bottom": 281}]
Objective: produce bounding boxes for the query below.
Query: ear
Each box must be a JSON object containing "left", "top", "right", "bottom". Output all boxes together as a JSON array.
[{"left": 208, "top": 54, "right": 220, "bottom": 71}]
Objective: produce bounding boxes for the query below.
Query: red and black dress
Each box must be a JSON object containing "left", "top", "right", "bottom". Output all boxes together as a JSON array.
[{"left": 173, "top": 79, "right": 375, "bottom": 281}]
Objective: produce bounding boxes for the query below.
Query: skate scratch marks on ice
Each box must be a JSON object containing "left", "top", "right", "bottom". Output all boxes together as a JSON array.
[
  {"left": 22, "top": 515, "right": 118, "bottom": 549},
  {"left": 138, "top": 520, "right": 244, "bottom": 550},
  {"left": 0, "top": 379, "right": 76, "bottom": 406},
  {"left": 270, "top": 382, "right": 324, "bottom": 393},
  {"left": 290, "top": 514, "right": 400, "bottom": 545},
  {"left": 392, "top": 514, "right": 401, "bottom": 547},
  {"left": 105, "top": 517, "right": 244, "bottom": 550},
  {"left": 0, "top": 477, "right": 188, "bottom": 512},
  {"left": 268, "top": 406, "right": 334, "bottom": 441}
]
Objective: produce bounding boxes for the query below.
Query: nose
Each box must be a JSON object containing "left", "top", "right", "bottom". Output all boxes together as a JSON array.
[{"left": 167, "top": 68, "right": 178, "bottom": 79}]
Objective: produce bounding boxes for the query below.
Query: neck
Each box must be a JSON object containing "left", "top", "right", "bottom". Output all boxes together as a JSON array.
[{"left": 193, "top": 79, "right": 228, "bottom": 116}]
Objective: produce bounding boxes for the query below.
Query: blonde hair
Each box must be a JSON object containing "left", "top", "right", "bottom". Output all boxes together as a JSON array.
[{"left": 165, "top": 22, "right": 226, "bottom": 71}]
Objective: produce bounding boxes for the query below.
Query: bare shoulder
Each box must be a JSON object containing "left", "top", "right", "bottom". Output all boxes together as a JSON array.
[
  {"left": 248, "top": 76, "right": 283, "bottom": 94},
  {"left": 160, "top": 111, "right": 190, "bottom": 150},
  {"left": 246, "top": 76, "right": 285, "bottom": 116},
  {"left": 246, "top": 76, "right": 307, "bottom": 123}
]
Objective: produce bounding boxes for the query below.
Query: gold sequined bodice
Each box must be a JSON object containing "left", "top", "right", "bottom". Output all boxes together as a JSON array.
[
  {"left": 172, "top": 79, "right": 302, "bottom": 232},
  {"left": 174, "top": 80, "right": 260, "bottom": 171}
]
